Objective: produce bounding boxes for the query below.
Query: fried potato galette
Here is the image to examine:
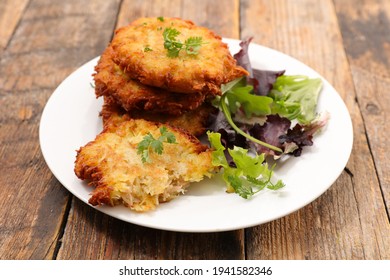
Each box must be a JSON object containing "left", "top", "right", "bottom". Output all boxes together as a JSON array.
[
  {"left": 74, "top": 119, "right": 215, "bottom": 212},
  {"left": 75, "top": 17, "right": 248, "bottom": 212},
  {"left": 100, "top": 96, "right": 216, "bottom": 137},
  {"left": 94, "top": 45, "right": 207, "bottom": 116},
  {"left": 110, "top": 17, "right": 248, "bottom": 95}
]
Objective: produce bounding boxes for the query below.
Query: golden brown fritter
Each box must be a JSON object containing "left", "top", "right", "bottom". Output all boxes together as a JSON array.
[
  {"left": 111, "top": 17, "right": 248, "bottom": 95},
  {"left": 74, "top": 119, "right": 215, "bottom": 212},
  {"left": 94, "top": 45, "right": 208, "bottom": 116},
  {"left": 101, "top": 96, "right": 216, "bottom": 136}
]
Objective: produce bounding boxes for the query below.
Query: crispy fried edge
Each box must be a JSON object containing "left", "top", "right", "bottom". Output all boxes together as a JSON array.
[
  {"left": 94, "top": 45, "right": 208, "bottom": 116},
  {"left": 74, "top": 118, "right": 212, "bottom": 209},
  {"left": 100, "top": 96, "right": 217, "bottom": 137},
  {"left": 111, "top": 17, "right": 248, "bottom": 95}
]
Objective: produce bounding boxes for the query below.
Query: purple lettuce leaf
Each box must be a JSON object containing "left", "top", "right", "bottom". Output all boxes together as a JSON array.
[
  {"left": 248, "top": 115, "right": 291, "bottom": 156},
  {"left": 279, "top": 114, "right": 329, "bottom": 156},
  {"left": 207, "top": 110, "right": 247, "bottom": 148},
  {"left": 252, "top": 69, "right": 285, "bottom": 96},
  {"left": 233, "top": 37, "right": 285, "bottom": 96},
  {"left": 209, "top": 38, "right": 328, "bottom": 159},
  {"left": 207, "top": 110, "right": 248, "bottom": 166},
  {"left": 233, "top": 37, "right": 254, "bottom": 77}
]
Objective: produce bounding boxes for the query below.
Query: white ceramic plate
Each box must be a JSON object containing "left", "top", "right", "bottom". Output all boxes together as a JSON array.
[{"left": 39, "top": 39, "right": 353, "bottom": 232}]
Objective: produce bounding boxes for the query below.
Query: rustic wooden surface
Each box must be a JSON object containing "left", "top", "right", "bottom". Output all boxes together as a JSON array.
[{"left": 0, "top": 0, "right": 389, "bottom": 260}]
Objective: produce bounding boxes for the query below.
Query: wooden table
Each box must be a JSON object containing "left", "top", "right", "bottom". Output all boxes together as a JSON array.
[{"left": 1, "top": 0, "right": 389, "bottom": 260}]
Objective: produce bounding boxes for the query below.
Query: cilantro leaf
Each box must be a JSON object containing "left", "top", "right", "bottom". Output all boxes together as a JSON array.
[
  {"left": 137, "top": 127, "right": 177, "bottom": 163},
  {"left": 163, "top": 27, "right": 204, "bottom": 57},
  {"left": 159, "top": 126, "right": 168, "bottom": 136},
  {"left": 150, "top": 140, "right": 164, "bottom": 155},
  {"left": 223, "top": 169, "right": 254, "bottom": 198},
  {"left": 266, "top": 180, "right": 285, "bottom": 190},
  {"left": 165, "top": 132, "right": 177, "bottom": 144},
  {"left": 163, "top": 27, "right": 182, "bottom": 57},
  {"left": 184, "top": 36, "right": 203, "bottom": 54},
  {"left": 137, "top": 133, "right": 154, "bottom": 151},
  {"left": 163, "top": 27, "right": 180, "bottom": 41}
]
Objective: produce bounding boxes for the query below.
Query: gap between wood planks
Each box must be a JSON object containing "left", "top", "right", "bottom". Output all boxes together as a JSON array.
[
  {"left": 50, "top": 197, "right": 73, "bottom": 259},
  {"left": 49, "top": 1, "right": 125, "bottom": 259},
  {"left": 363, "top": 128, "right": 390, "bottom": 222},
  {"left": 331, "top": 5, "right": 390, "bottom": 223},
  {"left": 352, "top": 81, "right": 390, "bottom": 222},
  {"left": 0, "top": 0, "right": 30, "bottom": 57}
]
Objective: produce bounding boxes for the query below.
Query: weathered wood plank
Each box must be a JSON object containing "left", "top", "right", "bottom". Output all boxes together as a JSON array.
[
  {"left": 0, "top": 0, "right": 29, "bottom": 54},
  {"left": 0, "top": 0, "right": 121, "bottom": 259},
  {"left": 116, "top": 0, "right": 239, "bottom": 38},
  {"left": 116, "top": 0, "right": 182, "bottom": 29},
  {"left": 56, "top": 0, "right": 244, "bottom": 260},
  {"left": 334, "top": 0, "right": 390, "bottom": 216},
  {"left": 241, "top": 0, "right": 390, "bottom": 259},
  {"left": 57, "top": 199, "right": 244, "bottom": 260}
]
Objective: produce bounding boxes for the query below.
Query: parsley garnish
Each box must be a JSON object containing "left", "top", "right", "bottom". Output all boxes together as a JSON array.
[
  {"left": 163, "top": 27, "right": 204, "bottom": 57},
  {"left": 157, "top": 16, "right": 164, "bottom": 22},
  {"left": 137, "top": 127, "right": 177, "bottom": 163},
  {"left": 144, "top": 46, "right": 153, "bottom": 52},
  {"left": 184, "top": 36, "right": 204, "bottom": 54}
]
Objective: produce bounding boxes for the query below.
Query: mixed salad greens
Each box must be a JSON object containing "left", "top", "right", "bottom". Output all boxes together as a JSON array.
[{"left": 206, "top": 38, "right": 328, "bottom": 198}]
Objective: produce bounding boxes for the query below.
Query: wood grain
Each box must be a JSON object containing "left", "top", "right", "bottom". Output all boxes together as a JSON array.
[
  {"left": 334, "top": 0, "right": 390, "bottom": 215},
  {"left": 241, "top": 0, "right": 390, "bottom": 259},
  {"left": 0, "top": 0, "right": 121, "bottom": 259},
  {"left": 57, "top": 199, "right": 244, "bottom": 260},
  {"left": 56, "top": 0, "right": 244, "bottom": 260},
  {"left": 116, "top": 0, "right": 239, "bottom": 38},
  {"left": 0, "top": 0, "right": 29, "bottom": 54}
]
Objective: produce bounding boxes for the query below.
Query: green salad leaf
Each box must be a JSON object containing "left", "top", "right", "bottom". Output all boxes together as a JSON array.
[
  {"left": 270, "top": 75, "right": 322, "bottom": 124},
  {"left": 207, "top": 131, "right": 284, "bottom": 199},
  {"left": 206, "top": 38, "right": 326, "bottom": 199},
  {"left": 219, "top": 77, "right": 283, "bottom": 153},
  {"left": 221, "top": 77, "right": 273, "bottom": 117},
  {"left": 226, "top": 85, "right": 273, "bottom": 117}
]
